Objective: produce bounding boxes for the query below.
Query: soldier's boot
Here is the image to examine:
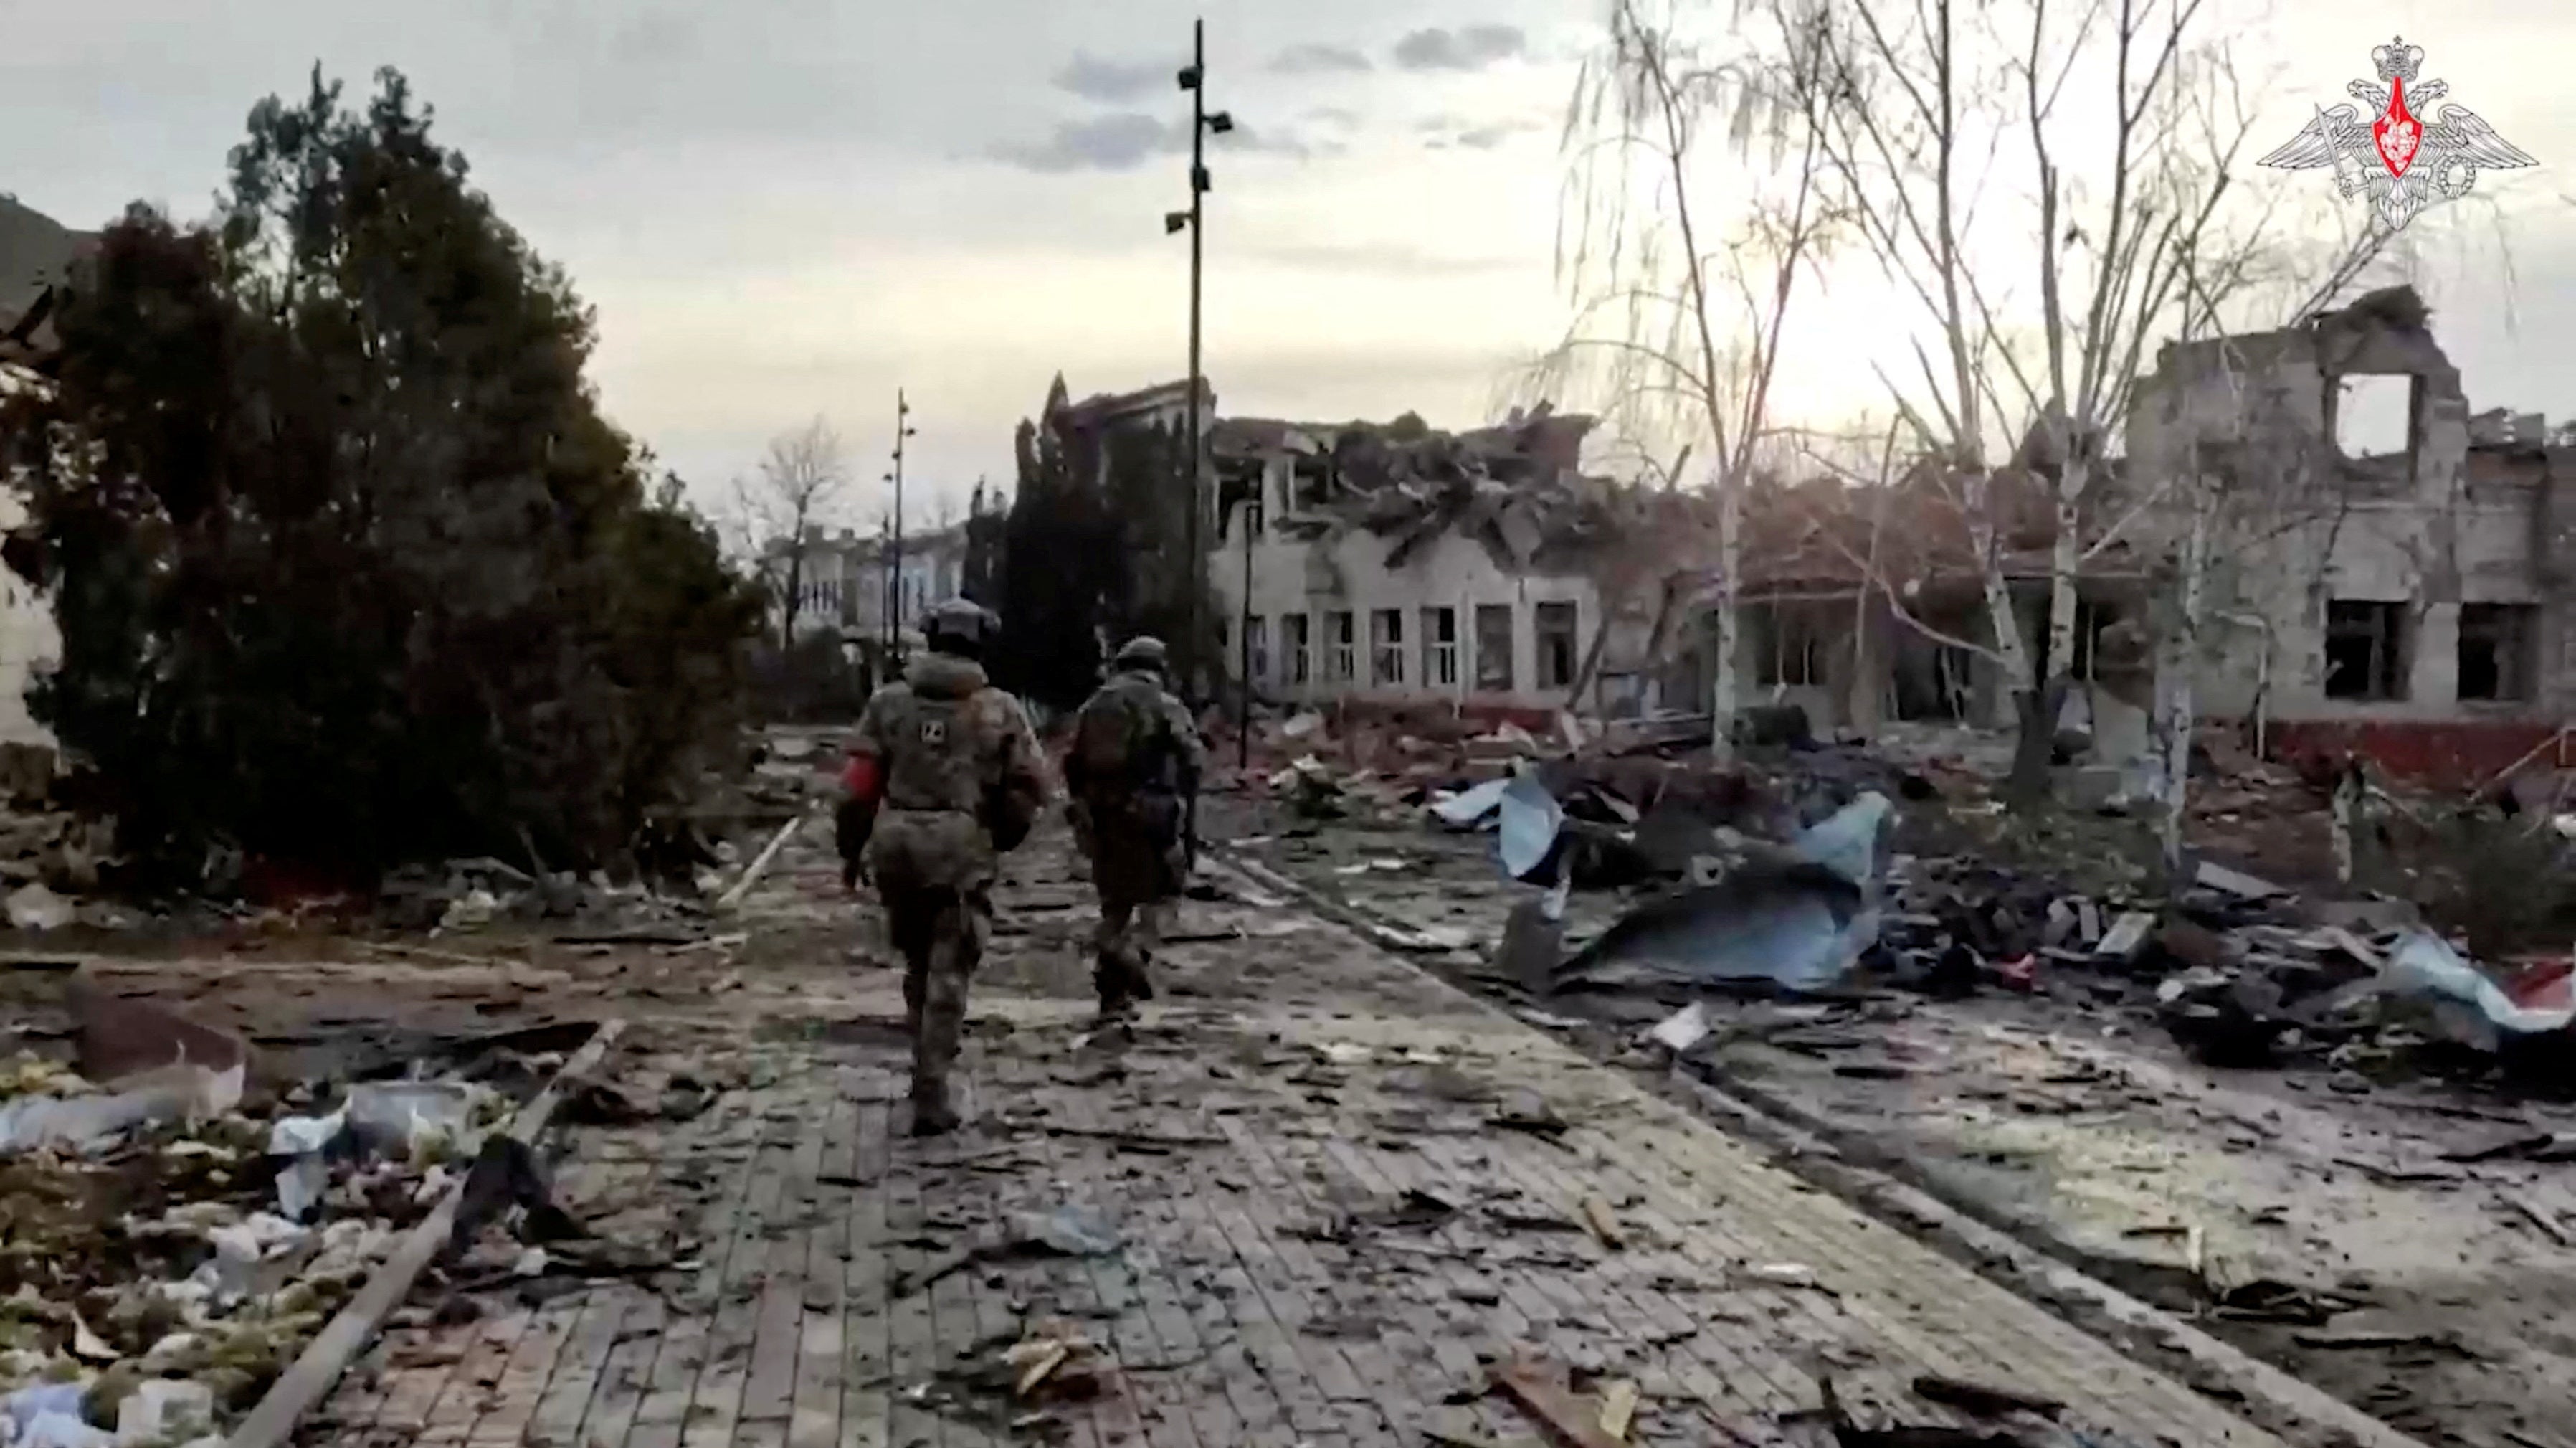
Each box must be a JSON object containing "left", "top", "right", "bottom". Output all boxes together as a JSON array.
[
  {"left": 1093, "top": 952, "right": 1138, "bottom": 1022},
  {"left": 908, "top": 1074, "right": 959, "bottom": 1137}
]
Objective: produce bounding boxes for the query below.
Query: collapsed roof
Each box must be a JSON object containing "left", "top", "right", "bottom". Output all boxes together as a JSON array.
[{"left": 1210, "top": 403, "right": 1625, "bottom": 573}]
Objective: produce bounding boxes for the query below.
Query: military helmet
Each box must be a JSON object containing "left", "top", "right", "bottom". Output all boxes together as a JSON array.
[
  {"left": 923, "top": 597, "right": 994, "bottom": 654},
  {"left": 1113, "top": 635, "right": 1169, "bottom": 673}
]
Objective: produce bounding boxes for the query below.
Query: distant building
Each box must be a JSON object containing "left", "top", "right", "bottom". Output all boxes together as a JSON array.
[
  {"left": 0, "top": 197, "right": 92, "bottom": 749},
  {"left": 774, "top": 521, "right": 972, "bottom": 657}
]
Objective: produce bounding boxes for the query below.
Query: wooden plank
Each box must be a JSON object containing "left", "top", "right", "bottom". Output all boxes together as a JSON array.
[{"left": 225, "top": 1018, "right": 629, "bottom": 1448}]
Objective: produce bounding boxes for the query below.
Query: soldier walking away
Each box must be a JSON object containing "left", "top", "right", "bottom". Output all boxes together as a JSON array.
[
  {"left": 1065, "top": 636, "right": 1204, "bottom": 1023},
  {"left": 838, "top": 599, "right": 1049, "bottom": 1135}
]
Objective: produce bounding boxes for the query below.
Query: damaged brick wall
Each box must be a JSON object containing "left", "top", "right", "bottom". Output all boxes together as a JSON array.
[{"left": 2126, "top": 286, "right": 2566, "bottom": 785}]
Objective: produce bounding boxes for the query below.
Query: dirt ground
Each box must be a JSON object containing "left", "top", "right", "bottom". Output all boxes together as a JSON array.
[{"left": 1209, "top": 790, "right": 2576, "bottom": 1448}]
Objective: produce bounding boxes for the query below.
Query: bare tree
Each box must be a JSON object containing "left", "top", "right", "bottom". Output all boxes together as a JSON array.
[
  {"left": 1543, "top": 0, "right": 1839, "bottom": 761},
  {"left": 730, "top": 417, "right": 855, "bottom": 648},
  {"left": 1800, "top": 0, "right": 2304, "bottom": 800}
]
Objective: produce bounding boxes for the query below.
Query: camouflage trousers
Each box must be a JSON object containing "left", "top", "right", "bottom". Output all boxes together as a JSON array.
[
  {"left": 1085, "top": 820, "right": 1182, "bottom": 1014},
  {"left": 880, "top": 879, "right": 992, "bottom": 1105}
]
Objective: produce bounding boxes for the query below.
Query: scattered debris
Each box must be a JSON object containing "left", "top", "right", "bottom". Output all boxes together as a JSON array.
[
  {"left": 1579, "top": 1196, "right": 1625, "bottom": 1249},
  {"left": 1492, "top": 1353, "right": 1625, "bottom": 1448}
]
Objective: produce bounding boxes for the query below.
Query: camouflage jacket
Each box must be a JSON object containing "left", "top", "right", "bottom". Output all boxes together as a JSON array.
[
  {"left": 850, "top": 653, "right": 1049, "bottom": 844},
  {"left": 1065, "top": 668, "right": 1204, "bottom": 808}
]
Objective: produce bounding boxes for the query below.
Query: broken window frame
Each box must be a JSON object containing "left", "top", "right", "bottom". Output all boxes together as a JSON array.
[
  {"left": 1422, "top": 606, "right": 1459, "bottom": 688},
  {"left": 1474, "top": 604, "right": 1515, "bottom": 691},
  {"left": 2323, "top": 372, "right": 2424, "bottom": 488},
  {"left": 1283, "top": 612, "right": 1311, "bottom": 686},
  {"left": 2323, "top": 600, "right": 2410, "bottom": 701},
  {"left": 2456, "top": 602, "right": 2537, "bottom": 704},
  {"left": 1247, "top": 615, "right": 1270, "bottom": 686},
  {"left": 1370, "top": 607, "right": 1407, "bottom": 686},
  {"left": 1746, "top": 602, "right": 1822, "bottom": 688},
  {"left": 1327, "top": 610, "right": 1356, "bottom": 682},
  {"left": 1534, "top": 600, "right": 1579, "bottom": 691}
]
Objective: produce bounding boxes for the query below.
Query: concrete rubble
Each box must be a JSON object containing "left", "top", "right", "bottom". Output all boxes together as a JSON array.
[
  {"left": 0, "top": 971, "right": 669, "bottom": 1447},
  {"left": 1223, "top": 699, "right": 2576, "bottom": 1442}
]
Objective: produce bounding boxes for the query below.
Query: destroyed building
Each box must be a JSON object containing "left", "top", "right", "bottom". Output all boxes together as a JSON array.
[
  {"left": 1205, "top": 405, "right": 1641, "bottom": 717},
  {"left": 1197, "top": 399, "right": 2145, "bottom": 735},
  {"left": 2128, "top": 285, "right": 2573, "bottom": 783}
]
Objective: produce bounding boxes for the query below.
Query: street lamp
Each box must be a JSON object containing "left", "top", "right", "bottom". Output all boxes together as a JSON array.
[
  {"left": 1171, "top": 17, "right": 1229, "bottom": 703},
  {"left": 885, "top": 390, "right": 916, "bottom": 657}
]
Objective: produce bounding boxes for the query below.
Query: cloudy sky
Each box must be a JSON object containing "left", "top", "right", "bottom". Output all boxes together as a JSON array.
[{"left": 6, "top": 1, "right": 2570, "bottom": 529}]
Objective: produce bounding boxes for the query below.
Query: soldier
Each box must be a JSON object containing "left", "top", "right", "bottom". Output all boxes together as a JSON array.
[
  {"left": 1064, "top": 635, "right": 1204, "bottom": 1022},
  {"left": 839, "top": 598, "right": 1049, "bottom": 1135}
]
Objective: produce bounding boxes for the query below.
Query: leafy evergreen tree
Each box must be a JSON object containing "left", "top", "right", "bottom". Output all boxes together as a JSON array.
[{"left": 0, "top": 67, "right": 764, "bottom": 879}]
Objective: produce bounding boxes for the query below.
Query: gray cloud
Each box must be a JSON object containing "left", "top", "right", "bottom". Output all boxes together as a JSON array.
[
  {"left": 1306, "top": 106, "right": 1362, "bottom": 131},
  {"left": 1419, "top": 113, "right": 1544, "bottom": 151},
  {"left": 1052, "top": 51, "right": 1177, "bottom": 103},
  {"left": 992, "top": 113, "right": 1177, "bottom": 172},
  {"left": 989, "top": 114, "right": 1326, "bottom": 172},
  {"left": 1270, "top": 43, "right": 1372, "bottom": 75},
  {"left": 1391, "top": 25, "right": 1525, "bottom": 72}
]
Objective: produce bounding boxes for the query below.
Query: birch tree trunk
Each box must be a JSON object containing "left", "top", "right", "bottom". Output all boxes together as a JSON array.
[
  {"left": 2048, "top": 456, "right": 2090, "bottom": 690},
  {"left": 1710, "top": 470, "right": 1744, "bottom": 766},
  {"left": 2158, "top": 493, "right": 2212, "bottom": 879}
]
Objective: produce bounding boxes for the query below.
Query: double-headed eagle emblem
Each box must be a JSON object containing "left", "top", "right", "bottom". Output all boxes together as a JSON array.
[{"left": 2260, "top": 37, "right": 2536, "bottom": 232}]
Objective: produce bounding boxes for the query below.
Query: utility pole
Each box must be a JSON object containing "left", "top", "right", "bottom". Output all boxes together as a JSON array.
[
  {"left": 1238, "top": 485, "right": 1254, "bottom": 771},
  {"left": 883, "top": 390, "right": 916, "bottom": 659},
  {"left": 1169, "top": 20, "right": 1230, "bottom": 702}
]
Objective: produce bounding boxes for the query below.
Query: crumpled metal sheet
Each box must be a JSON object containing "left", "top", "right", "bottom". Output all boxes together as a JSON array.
[
  {"left": 1551, "top": 792, "right": 1892, "bottom": 995},
  {"left": 1497, "top": 772, "right": 1564, "bottom": 881},
  {"left": 1430, "top": 776, "right": 1511, "bottom": 829},
  {"left": 2386, "top": 930, "right": 2576, "bottom": 1039}
]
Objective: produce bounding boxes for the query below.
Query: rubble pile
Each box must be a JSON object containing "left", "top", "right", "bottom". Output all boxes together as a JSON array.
[
  {"left": 1212, "top": 404, "right": 1622, "bottom": 577},
  {"left": 1297, "top": 715, "right": 2576, "bottom": 1097},
  {"left": 0, "top": 981, "right": 632, "bottom": 1447}
]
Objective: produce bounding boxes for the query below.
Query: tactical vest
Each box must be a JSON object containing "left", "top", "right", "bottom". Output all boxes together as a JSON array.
[
  {"left": 883, "top": 691, "right": 987, "bottom": 813},
  {"left": 1074, "top": 676, "right": 1177, "bottom": 800}
]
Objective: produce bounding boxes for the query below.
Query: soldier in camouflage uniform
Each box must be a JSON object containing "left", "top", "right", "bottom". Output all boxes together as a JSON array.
[
  {"left": 840, "top": 599, "right": 1049, "bottom": 1135},
  {"left": 1065, "top": 636, "right": 1204, "bottom": 1021}
]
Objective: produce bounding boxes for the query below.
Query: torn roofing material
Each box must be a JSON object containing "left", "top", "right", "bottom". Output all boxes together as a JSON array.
[{"left": 1210, "top": 402, "right": 1627, "bottom": 574}]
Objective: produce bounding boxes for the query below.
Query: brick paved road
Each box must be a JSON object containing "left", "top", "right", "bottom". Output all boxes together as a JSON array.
[{"left": 313, "top": 827, "right": 2293, "bottom": 1447}]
